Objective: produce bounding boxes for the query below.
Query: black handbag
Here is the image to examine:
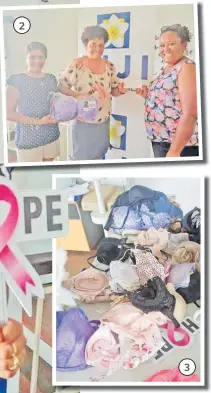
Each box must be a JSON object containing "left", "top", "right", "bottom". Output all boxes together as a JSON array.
[{"left": 87, "top": 237, "right": 136, "bottom": 272}]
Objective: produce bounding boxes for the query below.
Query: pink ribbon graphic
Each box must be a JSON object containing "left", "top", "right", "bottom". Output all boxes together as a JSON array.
[
  {"left": 0, "top": 184, "right": 35, "bottom": 294},
  {"left": 160, "top": 322, "right": 190, "bottom": 347}
]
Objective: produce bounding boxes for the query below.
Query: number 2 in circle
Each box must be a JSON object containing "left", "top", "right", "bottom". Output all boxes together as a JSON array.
[
  {"left": 13, "top": 17, "right": 31, "bottom": 34},
  {"left": 19, "top": 22, "right": 25, "bottom": 31}
]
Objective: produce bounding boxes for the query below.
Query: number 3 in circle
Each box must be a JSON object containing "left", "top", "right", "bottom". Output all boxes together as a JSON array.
[{"left": 178, "top": 358, "right": 196, "bottom": 376}]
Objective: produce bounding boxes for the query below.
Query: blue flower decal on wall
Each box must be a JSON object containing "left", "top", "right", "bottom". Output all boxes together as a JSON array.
[{"left": 97, "top": 12, "right": 130, "bottom": 49}]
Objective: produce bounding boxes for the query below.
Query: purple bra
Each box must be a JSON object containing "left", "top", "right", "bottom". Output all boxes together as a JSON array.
[
  {"left": 50, "top": 93, "right": 99, "bottom": 122},
  {"left": 50, "top": 93, "right": 77, "bottom": 122},
  {"left": 56, "top": 308, "right": 100, "bottom": 372}
]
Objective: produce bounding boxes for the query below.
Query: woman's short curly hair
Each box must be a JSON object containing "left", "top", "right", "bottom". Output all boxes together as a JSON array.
[
  {"left": 160, "top": 24, "right": 192, "bottom": 42},
  {"left": 81, "top": 25, "right": 109, "bottom": 46},
  {"left": 26, "top": 42, "right": 48, "bottom": 58}
]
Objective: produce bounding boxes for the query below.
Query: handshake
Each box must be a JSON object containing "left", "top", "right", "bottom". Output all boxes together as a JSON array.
[
  {"left": 112, "top": 82, "right": 149, "bottom": 98},
  {"left": 135, "top": 85, "right": 148, "bottom": 98},
  {"left": 126, "top": 84, "right": 149, "bottom": 98},
  {"left": 117, "top": 83, "right": 149, "bottom": 98}
]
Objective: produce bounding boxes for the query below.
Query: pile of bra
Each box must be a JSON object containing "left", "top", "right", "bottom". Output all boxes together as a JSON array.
[{"left": 56, "top": 204, "right": 201, "bottom": 380}]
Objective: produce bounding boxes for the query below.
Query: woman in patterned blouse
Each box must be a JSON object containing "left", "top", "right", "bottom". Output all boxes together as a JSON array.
[
  {"left": 136, "top": 25, "right": 198, "bottom": 158},
  {"left": 59, "top": 25, "right": 128, "bottom": 161},
  {"left": 6, "top": 42, "right": 59, "bottom": 163}
]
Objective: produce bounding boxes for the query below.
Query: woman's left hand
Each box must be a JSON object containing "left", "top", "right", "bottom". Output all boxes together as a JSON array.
[
  {"left": 118, "top": 83, "right": 129, "bottom": 94},
  {"left": 0, "top": 319, "right": 26, "bottom": 379}
]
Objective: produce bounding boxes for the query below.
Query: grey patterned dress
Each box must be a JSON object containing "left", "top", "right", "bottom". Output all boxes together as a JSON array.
[{"left": 59, "top": 58, "right": 121, "bottom": 160}]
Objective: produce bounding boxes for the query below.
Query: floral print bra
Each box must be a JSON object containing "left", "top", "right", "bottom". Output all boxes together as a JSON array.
[{"left": 145, "top": 58, "right": 198, "bottom": 146}]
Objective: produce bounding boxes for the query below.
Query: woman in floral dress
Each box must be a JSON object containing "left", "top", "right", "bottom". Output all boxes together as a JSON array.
[
  {"left": 59, "top": 25, "right": 128, "bottom": 160},
  {"left": 136, "top": 24, "right": 198, "bottom": 158}
]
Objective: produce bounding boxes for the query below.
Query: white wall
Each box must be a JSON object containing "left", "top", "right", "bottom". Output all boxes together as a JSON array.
[
  {"left": 11, "top": 166, "right": 78, "bottom": 190},
  {"left": 84, "top": 177, "right": 200, "bottom": 215},
  {"left": 66, "top": 176, "right": 201, "bottom": 216},
  {"left": 156, "top": 4, "right": 195, "bottom": 34},
  {"left": 94, "top": 177, "right": 201, "bottom": 214},
  {"left": 4, "top": 8, "right": 78, "bottom": 78}
]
